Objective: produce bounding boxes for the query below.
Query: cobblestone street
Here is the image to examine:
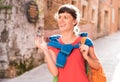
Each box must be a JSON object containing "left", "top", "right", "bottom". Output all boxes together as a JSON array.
[{"left": 1, "top": 31, "right": 120, "bottom": 82}]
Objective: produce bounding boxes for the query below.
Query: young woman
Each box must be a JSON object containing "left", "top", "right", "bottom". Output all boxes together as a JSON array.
[{"left": 35, "top": 4, "right": 100, "bottom": 82}]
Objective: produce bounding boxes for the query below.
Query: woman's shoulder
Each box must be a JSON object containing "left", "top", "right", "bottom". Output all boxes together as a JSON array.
[
  {"left": 85, "top": 37, "right": 94, "bottom": 47},
  {"left": 78, "top": 32, "right": 94, "bottom": 47},
  {"left": 78, "top": 32, "right": 88, "bottom": 37},
  {"left": 48, "top": 34, "right": 61, "bottom": 42}
]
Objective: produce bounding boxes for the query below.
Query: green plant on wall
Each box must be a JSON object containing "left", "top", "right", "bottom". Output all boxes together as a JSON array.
[
  {"left": 0, "top": 0, "right": 12, "bottom": 9},
  {"left": 9, "top": 55, "right": 35, "bottom": 76}
]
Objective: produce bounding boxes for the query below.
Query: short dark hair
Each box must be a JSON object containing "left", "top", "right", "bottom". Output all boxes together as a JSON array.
[
  {"left": 55, "top": 4, "right": 81, "bottom": 26},
  {"left": 58, "top": 6, "right": 77, "bottom": 20}
]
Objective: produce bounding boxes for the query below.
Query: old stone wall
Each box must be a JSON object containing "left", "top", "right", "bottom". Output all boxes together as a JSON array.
[
  {"left": 97, "top": 0, "right": 120, "bottom": 38},
  {"left": 0, "top": 0, "right": 44, "bottom": 78}
]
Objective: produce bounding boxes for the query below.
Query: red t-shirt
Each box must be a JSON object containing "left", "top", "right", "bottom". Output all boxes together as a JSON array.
[{"left": 48, "top": 37, "right": 93, "bottom": 82}]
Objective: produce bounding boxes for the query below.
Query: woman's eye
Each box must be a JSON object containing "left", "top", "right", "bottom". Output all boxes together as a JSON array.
[
  {"left": 58, "top": 15, "right": 68, "bottom": 20},
  {"left": 64, "top": 16, "right": 68, "bottom": 19},
  {"left": 58, "top": 16, "right": 61, "bottom": 19}
]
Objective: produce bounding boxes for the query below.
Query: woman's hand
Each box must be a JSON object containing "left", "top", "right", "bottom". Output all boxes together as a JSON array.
[
  {"left": 80, "top": 44, "right": 89, "bottom": 60},
  {"left": 35, "top": 36, "right": 48, "bottom": 52}
]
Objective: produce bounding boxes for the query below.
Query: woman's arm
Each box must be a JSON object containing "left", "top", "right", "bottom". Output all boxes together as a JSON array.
[
  {"left": 35, "top": 37, "right": 58, "bottom": 76},
  {"left": 43, "top": 48, "right": 58, "bottom": 76},
  {"left": 80, "top": 44, "right": 100, "bottom": 70},
  {"left": 86, "top": 47, "right": 100, "bottom": 69}
]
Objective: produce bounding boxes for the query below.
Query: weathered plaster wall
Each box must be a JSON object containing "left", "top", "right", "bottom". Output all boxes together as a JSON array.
[{"left": 0, "top": 0, "right": 44, "bottom": 78}]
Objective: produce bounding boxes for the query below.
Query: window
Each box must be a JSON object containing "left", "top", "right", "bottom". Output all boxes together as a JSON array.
[
  {"left": 47, "top": 0, "right": 52, "bottom": 9},
  {"left": 82, "top": 5, "right": 87, "bottom": 18},
  {"left": 110, "top": 0, "right": 112, "bottom": 4},
  {"left": 91, "top": 9, "right": 95, "bottom": 20},
  {"left": 104, "top": 11, "right": 109, "bottom": 35},
  {"left": 72, "top": 0, "right": 76, "bottom": 5}
]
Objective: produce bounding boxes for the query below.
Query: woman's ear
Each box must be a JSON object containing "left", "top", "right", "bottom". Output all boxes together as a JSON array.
[{"left": 73, "top": 20, "right": 77, "bottom": 26}]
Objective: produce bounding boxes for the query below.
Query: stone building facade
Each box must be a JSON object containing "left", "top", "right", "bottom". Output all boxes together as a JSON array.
[
  {"left": 0, "top": 0, "right": 44, "bottom": 78},
  {"left": 118, "top": 0, "right": 120, "bottom": 30},
  {"left": 98, "top": 0, "right": 120, "bottom": 37}
]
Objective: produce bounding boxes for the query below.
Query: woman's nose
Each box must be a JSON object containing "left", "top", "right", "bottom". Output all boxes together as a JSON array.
[{"left": 58, "top": 17, "right": 64, "bottom": 22}]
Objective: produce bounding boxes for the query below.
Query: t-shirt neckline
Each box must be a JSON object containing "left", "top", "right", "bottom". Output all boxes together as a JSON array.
[{"left": 58, "top": 36, "right": 81, "bottom": 45}]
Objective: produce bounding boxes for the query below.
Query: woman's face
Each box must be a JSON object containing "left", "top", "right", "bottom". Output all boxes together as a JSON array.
[{"left": 57, "top": 12, "right": 76, "bottom": 32}]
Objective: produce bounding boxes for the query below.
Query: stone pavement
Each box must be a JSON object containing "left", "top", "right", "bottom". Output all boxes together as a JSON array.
[{"left": 1, "top": 31, "right": 120, "bottom": 82}]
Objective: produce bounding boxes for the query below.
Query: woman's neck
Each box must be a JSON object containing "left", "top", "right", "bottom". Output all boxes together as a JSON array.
[{"left": 60, "top": 31, "right": 78, "bottom": 44}]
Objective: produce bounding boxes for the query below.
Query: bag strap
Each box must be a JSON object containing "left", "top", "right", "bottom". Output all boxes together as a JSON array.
[{"left": 80, "top": 37, "right": 90, "bottom": 74}]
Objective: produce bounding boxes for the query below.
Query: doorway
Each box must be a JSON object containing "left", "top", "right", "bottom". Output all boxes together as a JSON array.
[
  {"left": 118, "top": 8, "right": 120, "bottom": 30},
  {"left": 104, "top": 11, "right": 109, "bottom": 35}
]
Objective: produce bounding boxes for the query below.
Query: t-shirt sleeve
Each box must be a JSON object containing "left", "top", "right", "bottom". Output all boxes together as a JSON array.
[
  {"left": 48, "top": 46, "right": 59, "bottom": 55},
  {"left": 85, "top": 38, "right": 94, "bottom": 47}
]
